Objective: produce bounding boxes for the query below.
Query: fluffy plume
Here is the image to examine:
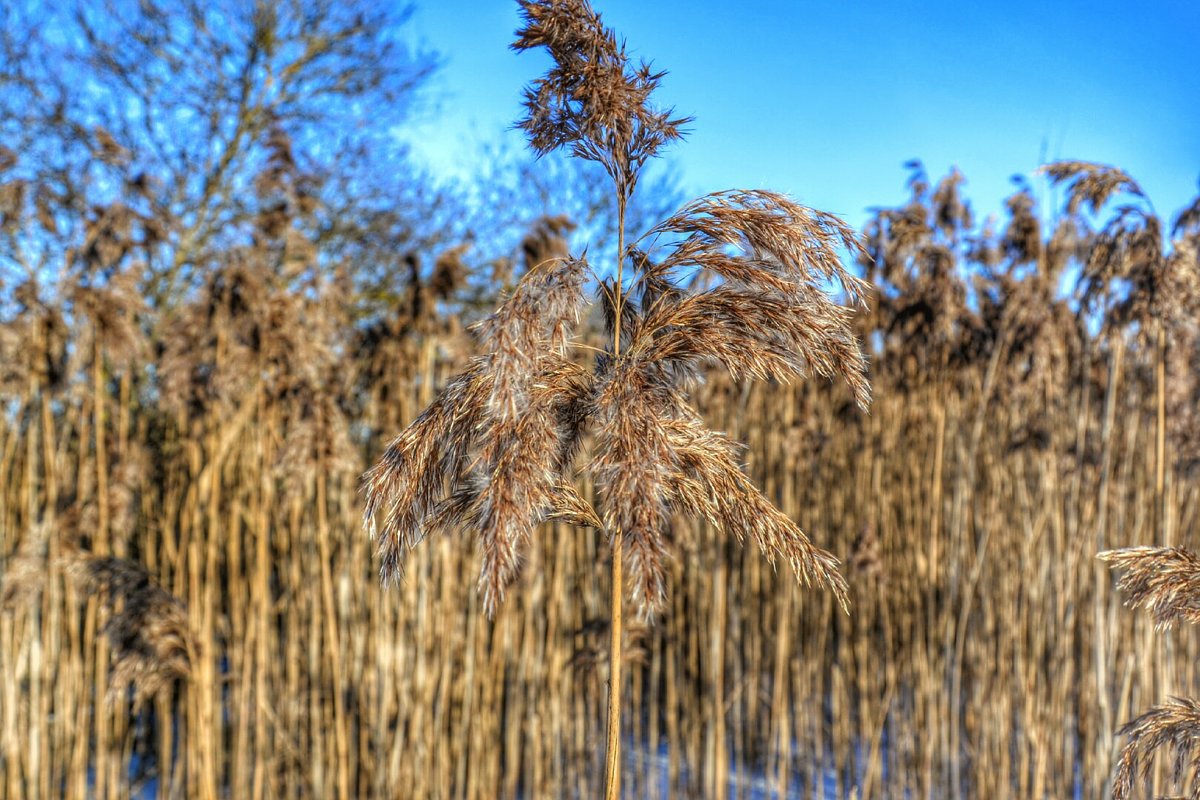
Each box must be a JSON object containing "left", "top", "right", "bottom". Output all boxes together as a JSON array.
[
  {"left": 1112, "top": 697, "right": 1200, "bottom": 800},
  {"left": 362, "top": 363, "right": 492, "bottom": 576},
  {"left": 364, "top": 211, "right": 867, "bottom": 616},
  {"left": 512, "top": 0, "right": 689, "bottom": 191},
  {"left": 69, "top": 556, "right": 196, "bottom": 708},
  {"left": 1043, "top": 162, "right": 1189, "bottom": 339},
  {"left": 645, "top": 190, "right": 868, "bottom": 301},
  {"left": 1159, "top": 240, "right": 1200, "bottom": 330},
  {"left": 1001, "top": 188, "right": 1042, "bottom": 267},
  {"left": 662, "top": 410, "right": 848, "bottom": 606},
  {"left": 68, "top": 267, "right": 149, "bottom": 371},
  {"left": 637, "top": 189, "right": 870, "bottom": 408},
  {"left": 590, "top": 367, "right": 680, "bottom": 612},
  {"left": 521, "top": 214, "right": 575, "bottom": 274},
  {"left": 367, "top": 0, "right": 870, "bottom": 623},
  {"left": 1080, "top": 206, "right": 1164, "bottom": 324},
  {"left": 931, "top": 167, "right": 972, "bottom": 238},
  {"left": 363, "top": 255, "right": 596, "bottom": 615},
  {"left": 1042, "top": 160, "right": 1144, "bottom": 215},
  {"left": 473, "top": 254, "right": 589, "bottom": 417},
  {"left": 1099, "top": 547, "right": 1200, "bottom": 630},
  {"left": 592, "top": 367, "right": 850, "bottom": 617},
  {"left": 1, "top": 535, "right": 193, "bottom": 711},
  {"left": 859, "top": 171, "right": 979, "bottom": 385}
]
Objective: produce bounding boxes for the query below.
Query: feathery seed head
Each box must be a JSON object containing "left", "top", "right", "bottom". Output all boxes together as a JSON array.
[
  {"left": 69, "top": 556, "right": 196, "bottom": 708},
  {"left": 364, "top": 253, "right": 596, "bottom": 614},
  {"left": 1042, "top": 160, "right": 1145, "bottom": 216},
  {"left": 365, "top": 0, "right": 870, "bottom": 620},
  {"left": 513, "top": 0, "right": 689, "bottom": 189},
  {"left": 1112, "top": 697, "right": 1200, "bottom": 800},
  {"left": 1100, "top": 546, "right": 1200, "bottom": 630}
]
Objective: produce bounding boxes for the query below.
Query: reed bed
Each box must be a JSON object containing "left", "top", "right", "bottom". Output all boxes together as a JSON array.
[
  {"left": 2, "top": 244, "right": 1199, "bottom": 799},
  {"left": 3, "top": 2, "right": 1200, "bottom": 799}
]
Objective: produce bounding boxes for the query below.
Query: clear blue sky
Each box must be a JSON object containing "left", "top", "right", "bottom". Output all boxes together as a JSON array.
[{"left": 402, "top": 0, "right": 1199, "bottom": 229}]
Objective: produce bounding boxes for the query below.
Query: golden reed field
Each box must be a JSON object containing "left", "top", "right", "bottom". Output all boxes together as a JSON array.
[{"left": 2, "top": 1, "right": 1200, "bottom": 798}]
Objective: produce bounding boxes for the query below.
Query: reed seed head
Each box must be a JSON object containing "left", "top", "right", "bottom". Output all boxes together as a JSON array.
[
  {"left": 513, "top": 0, "right": 689, "bottom": 191},
  {"left": 365, "top": 0, "right": 870, "bottom": 620},
  {"left": 69, "top": 556, "right": 196, "bottom": 708},
  {"left": 1112, "top": 697, "right": 1200, "bottom": 800},
  {"left": 1100, "top": 546, "right": 1200, "bottom": 630}
]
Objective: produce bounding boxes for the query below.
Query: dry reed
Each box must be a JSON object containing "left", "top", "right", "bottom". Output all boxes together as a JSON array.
[{"left": 363, "top": 4, "right": 869, "bottom": 797}]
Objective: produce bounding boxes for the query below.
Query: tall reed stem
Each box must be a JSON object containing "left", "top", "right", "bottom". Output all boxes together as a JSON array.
[
  {"left": 1093, "top": 335, "right": 1124, "bottom": 793},
  {"left": 604, "top": 196, "right": 627, "bottom": 800},
  {"left": 91, "top": 335, "right": 112, "bottom": 800},
  {"left": 1155, "top": 323, "right": 1167, "bottom": 544}
]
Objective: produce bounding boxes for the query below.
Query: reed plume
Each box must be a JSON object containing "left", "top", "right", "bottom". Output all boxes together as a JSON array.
[
  {"left": 362, "top": 2, "right": 870, "bottom": 795},
  {"left": 364, "top": 0, "right": 867, "bottom": 620},
  {"left": 511, "top": 0, "right": 689, "bottom": 195},
  {"left": 2, "top": 539, "right": 195, "bottom": 710},
  {"left": 1112, "top": 698, "right": 1200, "bottom": 800},
  {"left": 363, "top": 253, "right": 597, "bottom": 611},
  {"left": 1100, "top": 547, "right": 1200, "bottom": 630},
  {"left": 69, "top": 556, "right": 196, "bottom": 709},
  {"left": 1043, "top": 160, "right": 1144, "bottom": 216},
  {"left": 1102, "top": 547, "right": 1200, "bottom": 798},
  {"left": 1042, "top": 160, "right": 1180, "bottom": 331}
]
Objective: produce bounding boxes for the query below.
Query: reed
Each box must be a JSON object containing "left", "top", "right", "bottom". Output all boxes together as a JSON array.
[{"left": 363, "top": 3, "right": 869, "bottom": 796}]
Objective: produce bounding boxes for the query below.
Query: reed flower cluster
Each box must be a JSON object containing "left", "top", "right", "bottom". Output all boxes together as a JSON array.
[
  {"left": 1103, "top": 547, "right": 1200, "bottom": 799},
  {"left": 363, "top": 0, "right": 868, "bottom": 622}
]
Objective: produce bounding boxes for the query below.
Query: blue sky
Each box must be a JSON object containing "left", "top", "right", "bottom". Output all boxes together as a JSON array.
[{"left": 401, "top": 1, "right": 1199, "bottom": 230}]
